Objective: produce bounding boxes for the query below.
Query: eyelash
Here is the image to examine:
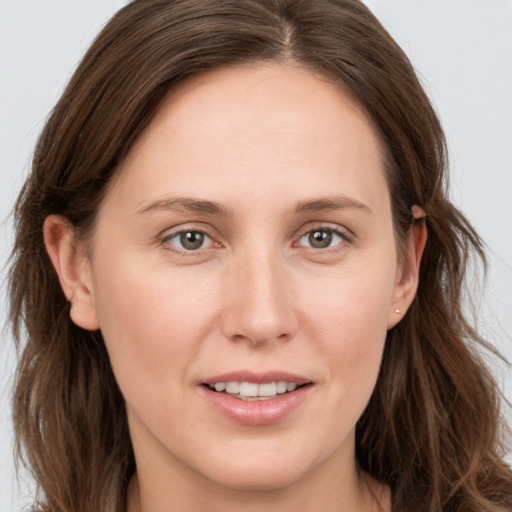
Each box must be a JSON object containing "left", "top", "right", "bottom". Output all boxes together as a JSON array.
[
  {"left": 160, "top": 229, "right": 218, "bottom": 255},
  {"left": 160, "top": 224, "right": 351, "bottom": 256},
  {"left": 295, "top": 226, "right": 350, "bottom": 252}
]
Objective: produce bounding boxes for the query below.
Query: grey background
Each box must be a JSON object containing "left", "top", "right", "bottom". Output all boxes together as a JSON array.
[{"left": 1, "top": 1, "right": 511, "bottom": 510}]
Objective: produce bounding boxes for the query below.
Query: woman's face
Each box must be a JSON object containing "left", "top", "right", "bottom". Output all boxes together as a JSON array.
[{"left": 65, "top": 64, "right": 419, "bottom": 494}]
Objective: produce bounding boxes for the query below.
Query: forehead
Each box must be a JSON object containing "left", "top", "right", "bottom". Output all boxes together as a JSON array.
[{"left": 105, "top": 63, "right": 389, "bottom": 215}]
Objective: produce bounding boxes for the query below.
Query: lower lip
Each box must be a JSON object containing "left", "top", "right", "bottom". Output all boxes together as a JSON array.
[{"left": 200, "top": 385, "right": 312, "bottom": 426}]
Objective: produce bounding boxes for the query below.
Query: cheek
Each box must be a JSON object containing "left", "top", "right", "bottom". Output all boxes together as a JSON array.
[
  {"left": 91, "top": 255, "right": 219, "bottom": 404},
  {"left": 304, "top": 253, "right": 396, "bottom": 341},
  {"left": 301, "top": 256, "right": 396, "bottom": 406}
]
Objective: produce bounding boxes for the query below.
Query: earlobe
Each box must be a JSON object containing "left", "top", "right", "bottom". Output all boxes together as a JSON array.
[
  {"left": 387, "top": 206, "right": 427, "bottom": 329},
  {"left": 43, "top": 215, "right": 100, "bottom": 330}
]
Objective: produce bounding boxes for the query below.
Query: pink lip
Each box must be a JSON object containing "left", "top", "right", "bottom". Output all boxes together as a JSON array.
[
  {"left": 198, "top": 370, "right": 313, "bottom": 426},
  {"left": 201, "top": 370, "right": 311, "bottom": 386}
]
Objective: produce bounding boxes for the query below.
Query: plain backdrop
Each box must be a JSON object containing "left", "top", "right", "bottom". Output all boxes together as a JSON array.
[{"left": 1, "top": 1, "right": 511, "bottom": 511}]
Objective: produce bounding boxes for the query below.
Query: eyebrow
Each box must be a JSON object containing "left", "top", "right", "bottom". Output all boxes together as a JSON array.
[
  {"left": 136, "top": 197, "right": 233, "bottom": 217},
  {"left": 294, "top": 195, "right": 372, "bottom": 215},
  {"left": 136, "top": 194, "right": 372, "bottom": 217}
]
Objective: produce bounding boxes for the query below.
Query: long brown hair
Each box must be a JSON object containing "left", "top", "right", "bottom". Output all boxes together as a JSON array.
[{"left": 9, "top": 1, "right": 512, "bottom": 511}]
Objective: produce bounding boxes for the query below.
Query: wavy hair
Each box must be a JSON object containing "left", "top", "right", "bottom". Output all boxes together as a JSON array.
[{"left": 8, "top": 1, "right": 512, "bottom": 511}]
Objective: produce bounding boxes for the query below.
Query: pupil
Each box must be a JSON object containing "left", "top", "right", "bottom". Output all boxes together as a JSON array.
[
  {"left": 181, "top": 231, "right": 204, "bottom": 250},
  {"left": 309, "top": 230, "right": 332, "bottom": 249}
]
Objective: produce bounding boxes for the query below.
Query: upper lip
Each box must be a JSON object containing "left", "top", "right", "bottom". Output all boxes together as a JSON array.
[{"left": 201, "top": 370, "right": 312, "bottom": 386}]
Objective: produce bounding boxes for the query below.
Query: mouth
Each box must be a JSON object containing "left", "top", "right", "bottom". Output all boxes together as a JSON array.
[
  {"left": 200, "top": 374, "right": 313, "bottom": 425},
  {"left": 202, "top": 380, "right": 311, "bottom": 401}
]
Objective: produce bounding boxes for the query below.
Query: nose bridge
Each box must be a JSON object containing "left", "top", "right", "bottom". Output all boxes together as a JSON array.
[{"left": 221, "top": 243, "right": 297, "bottom": 345}]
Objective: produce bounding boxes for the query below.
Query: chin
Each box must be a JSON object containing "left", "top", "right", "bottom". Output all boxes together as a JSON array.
[
  {"left": 196, "top": 448, "right": 311, "bottom": 493},
  {"left": 208, "top": 467, "right": 303, "bottom": 493}
]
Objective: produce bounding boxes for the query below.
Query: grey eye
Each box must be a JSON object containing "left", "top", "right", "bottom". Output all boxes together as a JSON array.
[
  {"left": 299, "top": 229, "right": 343, "bottom": 249},
  {"left": 180, "top": 231, "right": 205, "bottom": 250},
  {"left": 166, "top": 231, "right": 210, "bottom": 251}
]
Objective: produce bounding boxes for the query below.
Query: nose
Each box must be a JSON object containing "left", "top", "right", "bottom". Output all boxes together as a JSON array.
[{"left": 221, "top": 249, "right": 298, "bottom": 346}]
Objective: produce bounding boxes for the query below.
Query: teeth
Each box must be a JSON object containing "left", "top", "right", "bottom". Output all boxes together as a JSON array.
[
  {"left": 239, "top": 382, "right": 259, "bottom": 396},
  {"left": 258, "top": 382, "right": 277, "bottom": 397},
  {"left": 276, "top": 381, "right": 287, "bottom": 394},
  {"left": 210, "top": 380, "right": 302, "bottom": 398},
  {"left": 225, "top": 382, "right": 240, "bottom": 394}
]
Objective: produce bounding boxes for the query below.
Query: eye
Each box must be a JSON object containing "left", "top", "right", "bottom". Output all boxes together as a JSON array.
[
  {"left": 298, "top": 228, "right": 345, "bottom": 249},
  {"left": 163, "top": 230, "right": 213, "bottom": 251}
]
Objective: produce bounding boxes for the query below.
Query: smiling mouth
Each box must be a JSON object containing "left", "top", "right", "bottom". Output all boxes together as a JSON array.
[{"left": 203, "top": 381, "right": 311, "bottom": 401}]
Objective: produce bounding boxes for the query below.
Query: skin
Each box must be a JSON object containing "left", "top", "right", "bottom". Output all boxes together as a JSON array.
[{"left": 45, "top": 63, "right": 426, "bottom": 512}]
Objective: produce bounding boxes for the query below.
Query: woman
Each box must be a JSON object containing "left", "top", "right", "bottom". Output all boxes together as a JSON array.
[{"left": 8, "top": 0, "right": 512, "bottom": 511}]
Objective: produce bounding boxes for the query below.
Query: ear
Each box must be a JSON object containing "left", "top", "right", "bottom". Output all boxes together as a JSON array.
[
  {"left": 387, "top": 206, "right": 427, "bottom": 329},
  {"left": 43, "top": 215, "right": 100, "bottom": 330}
]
